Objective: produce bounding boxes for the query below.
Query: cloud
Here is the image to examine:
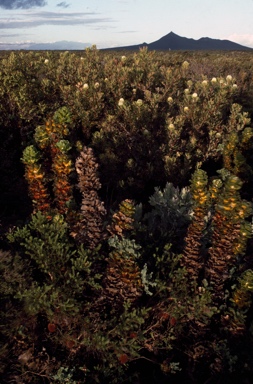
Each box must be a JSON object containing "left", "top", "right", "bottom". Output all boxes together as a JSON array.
[
  {"left": 0, "top": 41, "right": 31, "bottom": 49},
  {"left": 57, "top": 1, "right": 70, "bottom": 8},
  {"left": 0, "top": 0, "right": 47, "bottom": 9},
  {"left": 0, "top": 32, "right": 23, "bottom": 37},
  {"left": 118, "top": 30, "right": 138, "bottom": 34},
  {"left": 0, "top": 11, "right": 114, "bottom": 29}
]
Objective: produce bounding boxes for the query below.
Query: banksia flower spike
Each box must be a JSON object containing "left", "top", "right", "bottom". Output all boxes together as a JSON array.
[
  {"left": 181, "top": 169, "right": 209, "bottom": 281},
  {"left": 22, "top": 145, "right": 51, "bottom": 214},
  {"left": 107, "top": 199, "right": 135, "bottom": 237},
  {"left": 73, "top": 146, "right": 106, "bottom": 248}
]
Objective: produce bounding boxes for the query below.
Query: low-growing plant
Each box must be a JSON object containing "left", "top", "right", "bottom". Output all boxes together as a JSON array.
[{"left": 1, "top": 49, "right": 253, "bottom": 383}]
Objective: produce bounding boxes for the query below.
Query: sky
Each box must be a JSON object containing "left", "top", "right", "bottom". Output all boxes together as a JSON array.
[{"left": 1, "top": 0, "right": 253, "bottom": 49}]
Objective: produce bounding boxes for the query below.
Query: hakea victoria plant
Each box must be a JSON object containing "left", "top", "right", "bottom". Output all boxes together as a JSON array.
[
  {"left": 21, "top": 145, "right": 51, "bottom": 214},
  {"left": 180, "top": 169, "right": 210, "bottom": 282},
  {"left": 104, "top": 236, "right": 143, "bottom": 306},
  {"left": 181, "top": 168, "right": 252, "bottom": 301},
  {"left": 22, "top": 107, "right": 76, "bottom": 219},
  {"left": 103, "top": 198, "right": 144, "bottom": 307},
  {"left": 206, "top": 174, "right": 252, "bottom": 304},
  {"left": 51, "top": 139, "right": 74, "bottom": 215}
]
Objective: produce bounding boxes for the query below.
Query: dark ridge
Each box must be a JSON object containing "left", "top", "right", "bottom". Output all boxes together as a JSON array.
[{"left": 103, "top": 31, "right": 252, "bottom": 51}]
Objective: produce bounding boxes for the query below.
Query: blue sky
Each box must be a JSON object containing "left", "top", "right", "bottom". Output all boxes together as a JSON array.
[{"left": 1, "top": 0, "right": 253, "bottom": 49}]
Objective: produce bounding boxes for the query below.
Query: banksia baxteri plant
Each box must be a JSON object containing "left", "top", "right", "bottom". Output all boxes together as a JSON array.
[
  {"left": 181, "top": 169, "right": 209, "bottom": 281},
  {"left": 104, "top": 237, "right": 143, "bottom": 305},
  {"left": 52, "top": 140, "right": 73, "bottom": 215},
  {"left": 107, "top": 199, "right": 135, "bottom": 237},
  {"left": 21, "top": 145, "right": 51, "bottom": 214},
  {"left": 73, "top": 146, "right": 106, "bottom": 248},
  {"left": 207, "top": 175, "right": 252, "bottom": 302}
]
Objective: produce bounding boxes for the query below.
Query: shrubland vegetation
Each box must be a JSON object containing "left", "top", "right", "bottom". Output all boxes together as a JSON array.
[{"left": 1, "top": 47, "right": 253, "bottom": 383}]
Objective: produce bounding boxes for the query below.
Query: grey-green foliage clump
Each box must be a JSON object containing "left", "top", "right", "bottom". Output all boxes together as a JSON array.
[
  {"left": 108, "top": 235, "right": 141, "bottom": 259},
  {"left": 136, "top": 182, "right": 193, "bottom": 249}
]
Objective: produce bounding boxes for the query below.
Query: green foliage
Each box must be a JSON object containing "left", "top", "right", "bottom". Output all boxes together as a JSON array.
[
  {"left": 7, "top": 212, "right": 98, "bottom": 323},
  {"left": 108, "top": 235, "right": 141, "bottom": 258},
  {"left": 1, "top": 49, "right": 253, "bottom": 383},
  {"left": 53, "top": 106, "right": 72, "bottom": 125},
  {"left": 21, "top": 145, "right": 41, "bottom": 164},
  {"left": 8, "top": 212, "right": 74, "bottom": 276},
  {"left": 51, "top": 367, "right": 79, "bottom": 384}
]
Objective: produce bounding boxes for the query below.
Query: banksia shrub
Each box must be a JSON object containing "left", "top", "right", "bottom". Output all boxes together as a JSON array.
[
  {"left": 73, "top": 146, "right": 106, "bottom": 248},
  {"left": 21, "top": 145, "right": 51, "bottom": 214},
  {"left": 164, "top": 75, "right": 240, "bottom": 185},
  {"left": 221, "top": 110, "right": 253, "bottom": 179},
  {"left": 181, "top": 169, "right": 210, "bottom": 281}
]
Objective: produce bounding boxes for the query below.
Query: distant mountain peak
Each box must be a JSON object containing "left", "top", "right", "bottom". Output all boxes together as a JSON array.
[{"left": 103, "top": 32, "right": 252, "bottom": 51}]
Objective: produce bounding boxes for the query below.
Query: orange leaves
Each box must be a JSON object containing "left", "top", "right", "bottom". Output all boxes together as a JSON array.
[{"left": 24, "top": 161, "right": 51, "bottom": 214}]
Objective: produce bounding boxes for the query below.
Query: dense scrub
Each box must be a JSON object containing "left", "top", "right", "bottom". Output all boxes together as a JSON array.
[{"left": 1, "top": 48, "right": 253, "bottom": 383}]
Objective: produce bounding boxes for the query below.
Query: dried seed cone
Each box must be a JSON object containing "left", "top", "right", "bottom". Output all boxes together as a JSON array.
[{"left": 73, "top": 146, "right": 106, "bottom": 248}]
